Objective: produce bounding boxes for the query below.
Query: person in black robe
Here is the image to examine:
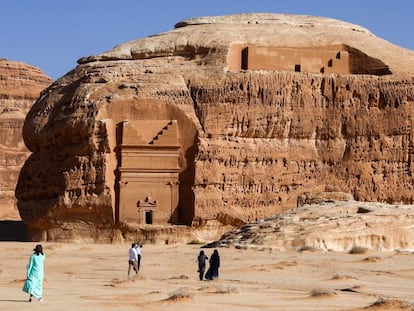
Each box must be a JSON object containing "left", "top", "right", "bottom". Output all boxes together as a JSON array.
[{"left": 205, "top": 249, "right": 220, "bottom": 280}]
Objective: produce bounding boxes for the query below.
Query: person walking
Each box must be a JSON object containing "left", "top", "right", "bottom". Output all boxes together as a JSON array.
[
  {"left": 135, "top": 242, "right": 142, "bottom": 271},
  {"left": 23, "top": 244, "right": 45, "bottom": 302},
  {"left": 128, "top": 243, "right": 138, "bottom": 279},
  {"left": 205, "top": 249, "right": 220, "bottom": 280},
  {"left": 197, "top": 250, "right": 208, "bottom": 280}
]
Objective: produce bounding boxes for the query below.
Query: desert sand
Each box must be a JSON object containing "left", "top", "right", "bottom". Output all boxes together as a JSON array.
[{"left": 1, "top": 242, "right": 414, "bottom": 311}]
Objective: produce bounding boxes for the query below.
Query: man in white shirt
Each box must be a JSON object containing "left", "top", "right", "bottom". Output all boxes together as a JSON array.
[{"left": 128, "top": 243, "right": 138, "bottom": 279}]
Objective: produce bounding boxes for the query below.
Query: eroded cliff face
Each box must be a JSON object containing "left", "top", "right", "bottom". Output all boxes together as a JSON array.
[
  {"left": 15, "top": 14, "right": 414, "bottom": 242},
  {"left": 190, "top": 72, "right": 414, "bottom": 223},
  {"left": 0, "top": 59, "right": 51, "bottom": 219}
]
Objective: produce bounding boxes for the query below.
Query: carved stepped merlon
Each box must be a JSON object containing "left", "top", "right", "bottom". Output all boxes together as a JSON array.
[
  {"left": 150, "top": 120, "right": 178, "bottom": 145},
  {"left": 320, "top": 50, "right": 349, "bottom": 74}
]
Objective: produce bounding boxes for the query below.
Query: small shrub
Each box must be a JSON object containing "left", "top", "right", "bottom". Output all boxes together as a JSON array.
[
  {"left": 368, "top": 298, "right": 414, "bottom": 309},
  {"left": 310, "top": 288, "right": 336, "bottom": 297},
  {"left": 187, "top": 239, "right": 205, "bottom": 245},
  {"left": 163, "top": 293, "right": 193, "bottom": 302},
  {"left": 349, "top": 246, "right": 368, "bottom": 254},
  {"left": 215, "top": 286, "right": 239, "bottom": 294},
  {"left": 297, "top": 245, "right": 319, "bottom": 252},
  {"left": 362, "top": 256, "right": 381, "bottom": 262}
]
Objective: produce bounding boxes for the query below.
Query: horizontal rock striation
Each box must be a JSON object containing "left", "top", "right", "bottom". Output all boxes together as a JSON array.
[
  {"left": 0, "top": 59, "right": 51, "bottom": 220},
  {"left": 211, "top": 200, "right": 414, "bottom": 252},
  {"left": 15, "top": 13, "right": 414, "bottom": 242}
]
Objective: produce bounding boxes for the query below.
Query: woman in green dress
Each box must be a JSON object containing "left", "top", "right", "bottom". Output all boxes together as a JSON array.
[{"left": 23, "top": 244, "right": 45, "bottom": 302}]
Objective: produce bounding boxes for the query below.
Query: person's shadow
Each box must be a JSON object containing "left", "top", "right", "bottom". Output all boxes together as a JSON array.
[
  {"left": 0, "top": 299, "right": 29, "bottom": 302},
  {"left": 0, "top": 220, "right": 26, "bottom": 241}
]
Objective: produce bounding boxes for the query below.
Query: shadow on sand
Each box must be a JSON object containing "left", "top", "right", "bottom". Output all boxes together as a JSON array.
[{"left": 0, "top": 221, "right": 26, "bottom": 241}]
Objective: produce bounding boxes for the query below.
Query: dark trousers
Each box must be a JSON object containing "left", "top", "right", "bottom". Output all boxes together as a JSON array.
[
  {"left": 198, "top": 267, "right": 205, "bottom": 280},
  {"left": 137, "top": 255, "right": 141, "bottom": 270}
]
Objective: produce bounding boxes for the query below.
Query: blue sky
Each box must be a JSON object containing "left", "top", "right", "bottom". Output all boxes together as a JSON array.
[{"left": 1, "top": 0, "right": 413, "bottom": 80}]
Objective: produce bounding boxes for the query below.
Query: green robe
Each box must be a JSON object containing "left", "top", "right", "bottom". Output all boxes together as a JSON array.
[{"left": 22, "top": 253, "right": 45, "bottom": 298}]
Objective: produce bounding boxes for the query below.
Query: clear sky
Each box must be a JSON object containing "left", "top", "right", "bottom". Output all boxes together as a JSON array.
[{"left": 1, "top": 0, "right": 413, "bottom": 80}]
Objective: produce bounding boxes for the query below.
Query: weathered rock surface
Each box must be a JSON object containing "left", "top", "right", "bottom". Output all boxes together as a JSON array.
[
  {"left": 15, "top": 13, "right": 414, "bottom": 243},
  {"left": 210, "top": 198, "right": 414, "bottom": 252},
  {"left": 0, "top": 59, "right": 51, "bottom": 219}
]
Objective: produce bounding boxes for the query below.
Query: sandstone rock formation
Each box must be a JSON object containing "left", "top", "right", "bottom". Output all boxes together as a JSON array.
[
  {"left": 211, "top": 198, "right": 414, "bottom": 252},
  {"left": 16, "top": 13, "right": 414, "bottom": 243},
  {"left": 0, "top": 59, "right": 51, "bottom": 219}
]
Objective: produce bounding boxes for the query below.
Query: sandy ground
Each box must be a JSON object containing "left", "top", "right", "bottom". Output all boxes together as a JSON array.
[{"left": 1, "top": 242, "right": 414, "bottom": 311}]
